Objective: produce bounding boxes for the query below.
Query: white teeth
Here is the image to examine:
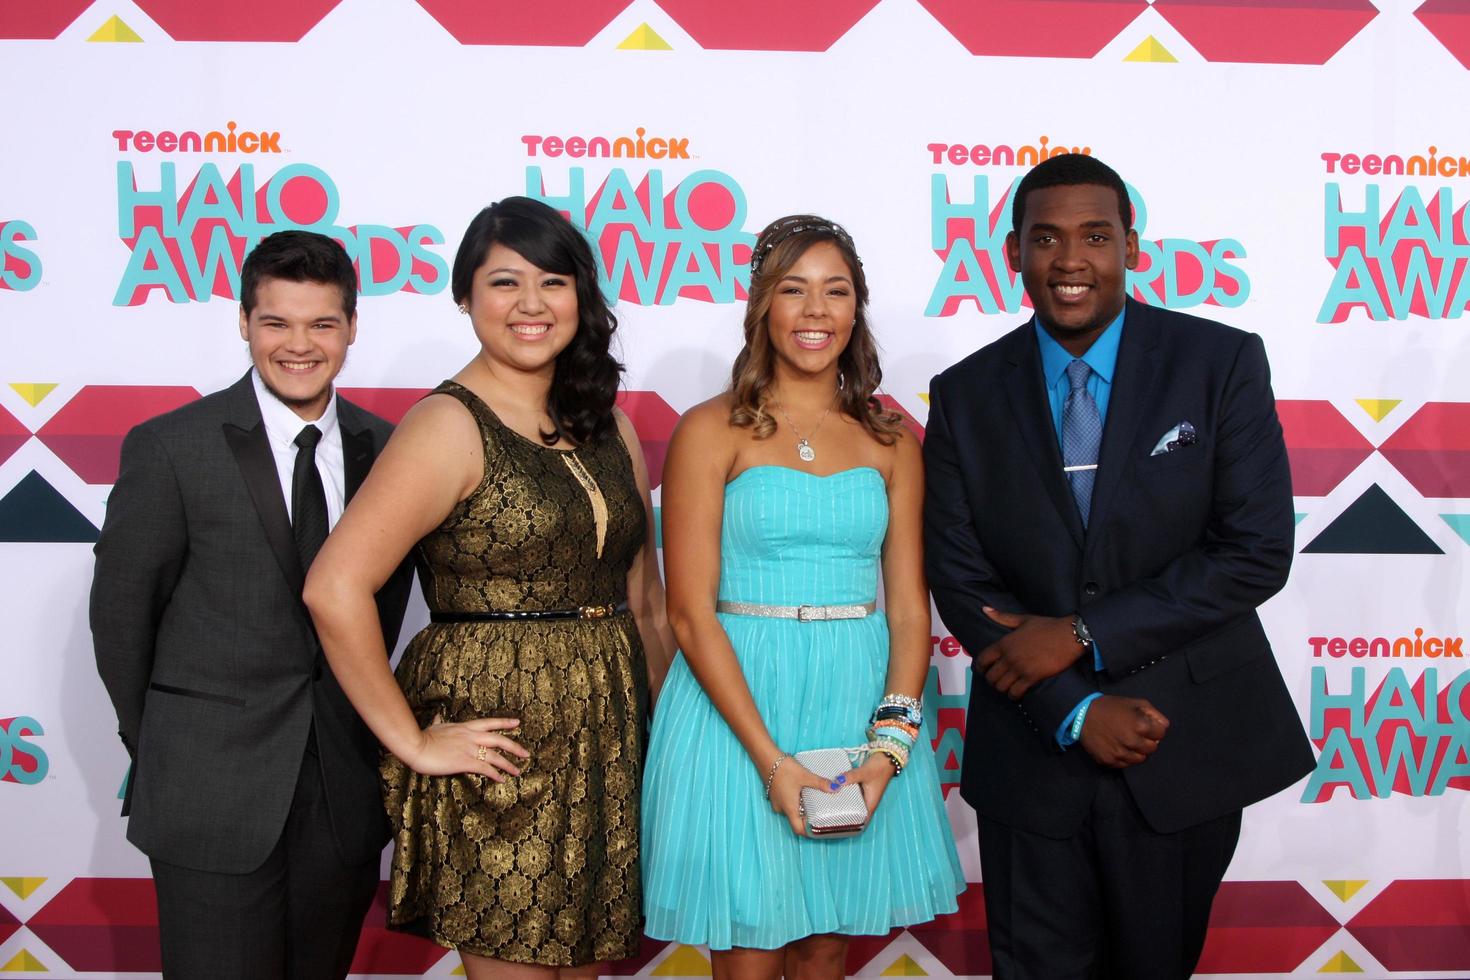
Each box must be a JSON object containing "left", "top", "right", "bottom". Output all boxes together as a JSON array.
[
  {"left": 511, "top": 324, "right": 551, "bottom": 336},
  {"left": 1055, "top": 285, "right": 1089, "bottom": 297},
  {"left": 795, "top": 331, "right": 830, "bottom": 342},
  {"left": 279, "top": 362, "right": 317, "bottom": 372}
]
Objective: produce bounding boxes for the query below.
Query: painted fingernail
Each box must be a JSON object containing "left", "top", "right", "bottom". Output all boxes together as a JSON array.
[
  {"left": 829, "top": 781, "right": 840, "bottom": 790},
  {"left": 835, "top": 774, "right": 847, "bottom": 784}
]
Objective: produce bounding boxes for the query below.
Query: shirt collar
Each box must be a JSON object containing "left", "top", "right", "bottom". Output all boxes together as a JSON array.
[
  {"left": 251, "top": 368, "right": 340, "bottom": 449},
  {"left": 1034, "top": 306, "right": 1126, "bottom": 389}
]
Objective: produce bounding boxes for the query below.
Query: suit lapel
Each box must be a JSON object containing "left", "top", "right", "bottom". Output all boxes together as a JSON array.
[
  {"left": 1002, "top": 323, "right": 1085, "bottom": 549},
  {"left": 1086, "top": 299, "right": 1162, "bottom": 542},
  {"left": 222, "top": 374, "right": 305, "bottom": 597},
  {"left": 338, "top": 401, "right": 375, "bottom": 504}
]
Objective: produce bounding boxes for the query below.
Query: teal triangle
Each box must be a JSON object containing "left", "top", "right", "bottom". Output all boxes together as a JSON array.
[
  {"left": 1294, "top": 512, "right": 1307, "bottom": 525},
  {"left": 1442, "top": 514, "right": 1470, "bottom": 547},
  {"left": 118, "top": 766, "right": 130, "bottom": 800},
  {"left": 652, "top": 506, "right": 663, "bottom": 549},
  {"left": 1303, "top": 484, "right": 1441, "bottom": 555},
  {"left": 0, "top": 471, "right": 99, "bottom": 542}
]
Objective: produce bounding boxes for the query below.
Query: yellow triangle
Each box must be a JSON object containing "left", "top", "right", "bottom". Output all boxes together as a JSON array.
[
  {"left": 917, "top": 392, "right": 930, "bottom": 405},
  {"left": 0, "top": 877, "right": 46, "bottom": 900},
  {"left": 87, "top": 15, "right": 144, "bottom": 42},
  {"left": 1124, "top": 35, "right": 1178, "bottom": 63},
  {"left": 1319, "top": 949, "right": 1364, "bottom": 972},
  {"left": 1355, "top": 399, "right": 1401, "bottom": 422},
  {"left": 1323, "top": 879, "right": 1370, "bottom": 901},
  {"left": 450, "top": 966, "right": 465, "bottom": 976},
  {"left": 617, "top": 22, "right": 672, "bottom": 50},
  {"left": 9, "top": 383, "right": 58, "bottom": 407},
  {"left": 0, "top": 949, "right": 47, "bottom": 971},
  {"left": 652, "top": 944, "right": 713, "bottom": 976},
  {"left": 881, "top": 953, "right": 929, "bottom": 975}
]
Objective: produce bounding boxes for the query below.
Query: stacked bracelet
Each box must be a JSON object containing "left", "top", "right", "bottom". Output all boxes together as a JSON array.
[
  {"left": 763, "top": 753, "right": 788, "bottom": 799},
  {"left": 866, "top": 739, "right": 908, "bottom": 774},
  {"left": 870, "top": 693, "right": 923, "bottom": 730},
  {"left": 863, "top": 692, "right": 923, "bottom": 777}
]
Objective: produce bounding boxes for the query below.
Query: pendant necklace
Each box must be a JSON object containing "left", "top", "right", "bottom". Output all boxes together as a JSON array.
[{"left": 774, "top": 395, "right": 837, "bottom": 462}]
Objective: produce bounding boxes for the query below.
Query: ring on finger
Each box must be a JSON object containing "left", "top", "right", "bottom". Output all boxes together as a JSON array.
[{"left": 476, "top": 745, "right": 487, "bottom": 762}]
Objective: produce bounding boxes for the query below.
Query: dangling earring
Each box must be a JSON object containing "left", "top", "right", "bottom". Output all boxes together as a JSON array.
[
  {"left": 457, "top": 303, "right": 468, "bottom": 315},
  {"left": 838, "top": 371, "right": 847, "bottom": 390}
]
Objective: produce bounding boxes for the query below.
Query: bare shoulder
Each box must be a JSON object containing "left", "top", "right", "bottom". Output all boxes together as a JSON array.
[
  {"left": 389, "top": 391, "right": 482, "bottom": 454},
  {"left": 882, "top": 424, "right": 924, "bottom": 482},
  {"left": 611, "top": 404, "right": 637, "bottom": 442},
  {"left": 667, "top": 394, "right": 741, "bottom": 478},
  {"left": 611, "top": 405, "right": 650, "bottom": 468},
  {"left": 672, "top": 393, "right": 736, "bottom": 442}
]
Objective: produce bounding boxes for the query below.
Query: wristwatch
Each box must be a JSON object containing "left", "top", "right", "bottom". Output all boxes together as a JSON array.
[{"left": 1071, "top": 614, "right": 1094, "bottom": 647}]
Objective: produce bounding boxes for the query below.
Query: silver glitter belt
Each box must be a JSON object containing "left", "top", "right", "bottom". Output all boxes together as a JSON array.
[{"left": 715, "top": 600, "right": 877, "bottom": 622}]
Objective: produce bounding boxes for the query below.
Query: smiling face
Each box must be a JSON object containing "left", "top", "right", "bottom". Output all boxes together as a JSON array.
[
  {"left": 765, "top": 240, "right": 857, "bottom": 380},
  {"left": 465, "top": 242, "right": 580, "bottom": 378},
  {"left": 238, "top": 277, "right": 357, "bottom": 421},
  {"left": 1006, "top": 183, "right": 1139, "bottom": 356}
]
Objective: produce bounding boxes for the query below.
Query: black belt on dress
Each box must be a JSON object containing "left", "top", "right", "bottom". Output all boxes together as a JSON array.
[{"left": 430, "top": 602, "right": 628, "bottom": 623}]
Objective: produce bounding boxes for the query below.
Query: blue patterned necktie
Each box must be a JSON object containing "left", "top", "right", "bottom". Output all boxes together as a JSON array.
[{"left": 1062, "top": 359, "right": 1102, "bottom": 527}]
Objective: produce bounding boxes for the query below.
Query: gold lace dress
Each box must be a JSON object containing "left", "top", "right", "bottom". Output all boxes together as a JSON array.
[{"left": 382, "top": 381, "right": 648, "bottom": 966}]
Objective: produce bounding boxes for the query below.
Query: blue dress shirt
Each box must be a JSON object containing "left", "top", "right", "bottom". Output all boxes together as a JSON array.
[{"left": 1034, "top": 309, "right": 1125, "bottom": 745}]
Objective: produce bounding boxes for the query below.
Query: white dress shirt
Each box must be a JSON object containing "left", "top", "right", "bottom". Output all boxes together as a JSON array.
[{"left": 251, "top": 369, "right": 347, "bottom": 530}]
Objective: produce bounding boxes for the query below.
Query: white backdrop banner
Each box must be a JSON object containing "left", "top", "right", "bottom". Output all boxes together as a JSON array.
[{"left": 2, "top": 0, "right": 1467, "bottom": 977}]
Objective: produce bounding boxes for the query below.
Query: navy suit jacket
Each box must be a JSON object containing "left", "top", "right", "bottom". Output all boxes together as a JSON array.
[{"left": 924, "top": 299, "right": 1314, "bottom": 838}]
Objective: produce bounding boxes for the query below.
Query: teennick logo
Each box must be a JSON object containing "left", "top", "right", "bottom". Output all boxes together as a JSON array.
[
  {"left": 522, "top": 128, "right": 691, "bottom": 161},
  {"left": 926, "top": 135, "right": 1092, "bottom": 168},
  {"left": 113, "top": 121, "right": 283, "bottom": 154}
]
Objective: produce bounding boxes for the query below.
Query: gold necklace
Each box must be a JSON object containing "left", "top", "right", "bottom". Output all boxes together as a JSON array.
[{"left": 773, "top": 395, "right": 837, "bottom": 462}]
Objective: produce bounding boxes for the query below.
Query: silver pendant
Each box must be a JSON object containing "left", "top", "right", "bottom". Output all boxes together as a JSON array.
[{"left": 797, "top": 440, "right": 816, "bottom": 462}]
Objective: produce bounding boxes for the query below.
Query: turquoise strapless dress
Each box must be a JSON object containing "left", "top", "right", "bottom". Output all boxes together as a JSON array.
[{"left": 641, "top": 466, "right": 965, "bottom": 950}]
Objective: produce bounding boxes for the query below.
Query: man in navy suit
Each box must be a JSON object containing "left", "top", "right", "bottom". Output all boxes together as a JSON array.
[{"left": 924, "top": 154, "right": 1314, "bottom": 979}]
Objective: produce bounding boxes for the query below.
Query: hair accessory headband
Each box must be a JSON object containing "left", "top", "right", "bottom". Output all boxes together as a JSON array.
[{"left": 749, "top": 216, "right": 861, "bottom": 278}]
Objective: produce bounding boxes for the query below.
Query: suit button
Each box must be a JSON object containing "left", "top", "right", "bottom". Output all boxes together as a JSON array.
[
  {"left": 312, "top": 665, "right": 323, "bottom": 681},
  {"left": 1084, "top": 582, "right": 1100, "bottom": 597}
]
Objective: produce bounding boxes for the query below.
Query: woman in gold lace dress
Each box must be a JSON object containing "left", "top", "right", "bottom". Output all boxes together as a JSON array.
[{"left": 305, "top": 197, "right": 676, "bottom": 978}]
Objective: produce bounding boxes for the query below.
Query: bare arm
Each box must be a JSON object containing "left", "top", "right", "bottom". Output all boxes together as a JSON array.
[
  {"left": 662, "top": 402, "right": 830, "bottom": 835},
  {"left": 613, "top": 408, "right": 677, "bottom": 703},
  {"left": 848, "top": 430, "right": 930, "bottom": 810},
  {"left": 303, "top": 394, "right": 526, "bottom": 778}
]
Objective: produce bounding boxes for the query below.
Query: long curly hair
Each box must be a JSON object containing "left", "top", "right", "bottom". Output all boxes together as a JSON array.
[
  {"left": 729, "top": 215, "right": 903, "bottom": 444},
  {"left": 451, "top": 197, "right": 623, "bottom": 446}
]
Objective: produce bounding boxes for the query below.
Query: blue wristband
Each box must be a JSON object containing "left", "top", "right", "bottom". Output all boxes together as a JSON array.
[{"left": 1069, "top": 699, "right": 1093, "bottom": 742}]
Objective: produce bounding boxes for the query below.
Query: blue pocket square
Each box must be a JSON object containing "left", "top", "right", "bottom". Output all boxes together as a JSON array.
[{"left": 1150, "top": 420, "right": 1198, "bottom": 456}]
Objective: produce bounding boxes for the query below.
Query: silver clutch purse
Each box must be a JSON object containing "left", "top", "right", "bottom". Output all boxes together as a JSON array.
[{"left": 795, "top": 747, "right": 869, "bottom": 838}]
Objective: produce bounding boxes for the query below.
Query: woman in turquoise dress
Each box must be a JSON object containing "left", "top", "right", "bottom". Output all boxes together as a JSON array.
[{"left": 642, "top": 215, "right": 964, "bottom": 978}]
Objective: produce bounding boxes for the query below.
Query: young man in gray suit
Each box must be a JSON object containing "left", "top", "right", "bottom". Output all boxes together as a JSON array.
[{"left": 92, "top": 230, "right": 412, "bottom": 979}]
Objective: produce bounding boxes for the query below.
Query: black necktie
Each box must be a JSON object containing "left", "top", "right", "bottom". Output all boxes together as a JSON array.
[{"left": 292, "top": 424, "right": 328, "bottom": 571}]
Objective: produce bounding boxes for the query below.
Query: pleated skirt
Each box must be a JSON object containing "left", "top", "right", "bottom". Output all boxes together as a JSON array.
[{"left": 641, "top": 610, "right": 965, "bottom": 950}]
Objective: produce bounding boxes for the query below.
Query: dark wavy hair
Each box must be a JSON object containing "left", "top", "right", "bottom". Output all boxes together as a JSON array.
[
  {"left": 241, "top": 229, "right": 357, "bottom": 318},
  {"left": 451, "top": 197, "right": 623, "bottom": 446},
  {"left": 730, "top": 215, "right": 903, "bottom": 444}
]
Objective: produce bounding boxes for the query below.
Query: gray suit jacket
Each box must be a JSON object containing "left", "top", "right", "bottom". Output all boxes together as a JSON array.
[{"left": 91, "top": 372, "right": 412, "bottom": 873}]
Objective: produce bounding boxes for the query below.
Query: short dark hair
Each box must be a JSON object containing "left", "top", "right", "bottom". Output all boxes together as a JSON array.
[
  {"left": 452, "top": 197, "right": 623, "bottom": 446},
  {"left": 1011, "top": 153, "right": 1132, "bottom": 235},
  {"left": 240, "top": 230, "right": 357, "bottom": 318}
]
